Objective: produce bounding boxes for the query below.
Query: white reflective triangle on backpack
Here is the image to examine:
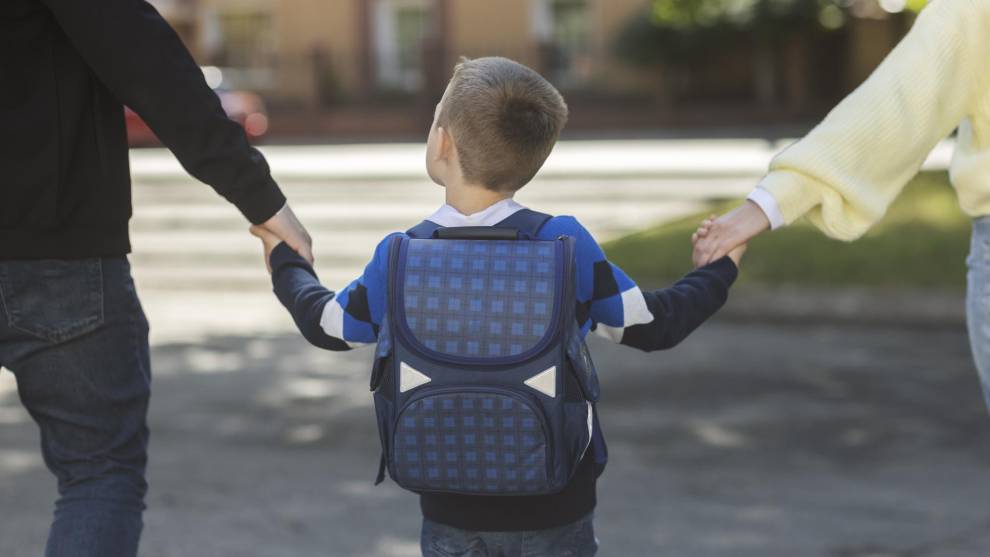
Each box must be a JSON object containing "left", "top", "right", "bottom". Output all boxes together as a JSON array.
[
  {"left": 399, "top": 362, "right": 432, "bottom": 393},
  {"left": 524, "top": 366, "right": 557, "bottom": 398}
]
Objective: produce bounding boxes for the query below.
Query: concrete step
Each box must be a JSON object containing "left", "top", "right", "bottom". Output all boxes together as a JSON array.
[
  {"left": 128, "top": 139, "right": 953, "bottom": 182},
  {"left": 130, "top": 200, "right": 706, "bottom": 235}
]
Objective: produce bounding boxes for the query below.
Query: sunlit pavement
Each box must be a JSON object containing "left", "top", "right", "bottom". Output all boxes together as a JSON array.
[
  {"left": 3, "top": 140, "right": 987, "bottom": 556},
  {"left": 3, "top": 324, "right": 989, "bottom": 556}
]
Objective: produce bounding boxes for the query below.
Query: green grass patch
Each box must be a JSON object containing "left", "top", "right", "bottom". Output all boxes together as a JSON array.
[{"left": 603, "top": 172, "right": 971, "bottom": 290}]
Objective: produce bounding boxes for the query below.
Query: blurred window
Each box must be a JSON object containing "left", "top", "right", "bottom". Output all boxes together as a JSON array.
[
  {"left": 534, "top": 0, "right": 592, "bottom": 87},
  {"left": 215, "top": 11, "right": 275, "bottom": 69},
  {"left": 374, "top": 0, "right": 433, "bottom": 92}
]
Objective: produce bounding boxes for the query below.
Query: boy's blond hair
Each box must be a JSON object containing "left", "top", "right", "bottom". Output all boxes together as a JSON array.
[{"left": 437, "top": 57, "right": 569, "bottom": 192}]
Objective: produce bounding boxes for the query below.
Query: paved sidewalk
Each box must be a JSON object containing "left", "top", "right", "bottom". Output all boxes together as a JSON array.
[{"left": 2, "top": 322, "right": 988, "bottom": 556}]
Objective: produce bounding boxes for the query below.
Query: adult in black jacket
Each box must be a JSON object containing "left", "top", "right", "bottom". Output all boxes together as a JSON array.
[{"left": 0, "top": 1, "right": 312, "bottom": 555}]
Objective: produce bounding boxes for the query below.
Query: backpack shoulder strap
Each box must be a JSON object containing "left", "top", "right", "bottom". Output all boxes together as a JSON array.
[{"left": 493, "top": 208, "right": 553, "bottom": 238}]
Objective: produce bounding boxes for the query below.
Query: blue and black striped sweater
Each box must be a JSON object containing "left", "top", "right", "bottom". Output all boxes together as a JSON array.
[{"left": 269, "top": 200, "right": 737, "bottom": 531}]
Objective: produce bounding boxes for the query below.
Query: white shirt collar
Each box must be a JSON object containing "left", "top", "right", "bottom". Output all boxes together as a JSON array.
[{"left": 425, "top": 198, "right": 526, "bottom": 228}]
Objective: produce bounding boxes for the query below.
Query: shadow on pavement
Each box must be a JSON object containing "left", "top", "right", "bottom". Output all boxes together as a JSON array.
[{"left": 2, "top": 319, "right": 990, "bottom": 556}]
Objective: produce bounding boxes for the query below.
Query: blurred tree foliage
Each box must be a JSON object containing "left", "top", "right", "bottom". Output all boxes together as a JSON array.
[
  {"left": 616, "top": 0, "right": 841, "bottom": 66},
  {"left": 615, "top": 0, "right": 928, "bottom": 67}
]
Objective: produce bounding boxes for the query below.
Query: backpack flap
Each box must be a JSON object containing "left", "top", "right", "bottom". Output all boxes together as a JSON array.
[{"left": 392, "top": 236, "right": 565, "bottom": 365}]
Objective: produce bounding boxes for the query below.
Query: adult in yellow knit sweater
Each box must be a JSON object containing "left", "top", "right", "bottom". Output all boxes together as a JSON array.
[{"left": 692, "top": 0, "right": 990, "bottom": 409}]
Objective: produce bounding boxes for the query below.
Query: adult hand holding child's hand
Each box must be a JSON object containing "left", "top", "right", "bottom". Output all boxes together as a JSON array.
[
  {"left": 691, "top": 200, "right": 767, "bottom": 267},
  {"left": 692, "top": 214, "right": 747, "bottom": 268},
  {"left": 257, "top": 203, "right": 314, "bottom": 265}
]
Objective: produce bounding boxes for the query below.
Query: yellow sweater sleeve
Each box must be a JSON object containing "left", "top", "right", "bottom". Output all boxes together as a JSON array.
[{"left": 760, "top": 0, "right": 990, "bottom": 240}]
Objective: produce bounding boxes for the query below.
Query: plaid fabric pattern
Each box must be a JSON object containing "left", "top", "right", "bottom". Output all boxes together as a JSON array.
[
  {"left": 393, "top": 392, "right": 548, "bottom": 493},
  {"left": 402, "top": 239, "right": 556, "bottom": 358}
]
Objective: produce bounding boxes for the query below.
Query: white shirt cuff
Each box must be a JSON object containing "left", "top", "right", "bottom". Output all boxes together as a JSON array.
[{"left": 746, "top": 187, "right": 786, "bottom": 230}]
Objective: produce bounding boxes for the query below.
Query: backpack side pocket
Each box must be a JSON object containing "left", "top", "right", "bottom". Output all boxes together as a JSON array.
[
  {"left": 566, "top": 333, "right": 600, "bottom": 403},
  {"left": 373, "top": 391, "right": 395, "bottom": 484},
  {"left": 370, "top": 316, "right": 393, "bottom": 391}
]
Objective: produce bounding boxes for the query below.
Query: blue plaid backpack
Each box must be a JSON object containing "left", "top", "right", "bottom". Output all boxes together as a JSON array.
[{"left": 370, "top": 209, "right": 601, "bottom": 496}]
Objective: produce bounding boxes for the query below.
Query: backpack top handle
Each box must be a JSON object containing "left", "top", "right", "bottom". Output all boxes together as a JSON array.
[
  {"left": 406, "top": 209, "right": 553, "bottom": 240},
  {"left": 431, "top": 226, "right": 524, "bottom": 241}
]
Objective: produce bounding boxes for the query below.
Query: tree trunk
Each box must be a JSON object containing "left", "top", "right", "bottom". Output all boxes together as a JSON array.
[
  {"left": 752, "top": 43, "right": 777, "bottom": 107},
  {"left": 782, "top": 33, "right": 809, "bottom": 114}
]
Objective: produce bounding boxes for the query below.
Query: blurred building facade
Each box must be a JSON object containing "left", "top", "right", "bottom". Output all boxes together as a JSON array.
[{"left": 148, "top": 0, "right": 918, "bottom": 138}]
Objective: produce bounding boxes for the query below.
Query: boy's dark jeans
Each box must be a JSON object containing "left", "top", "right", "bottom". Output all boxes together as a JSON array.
[
  {"left": 421, "top": 512, "right": 598, "bottom": 557},
  {"left": 0, "top": 257, "right": 150, "bottom": 557}
]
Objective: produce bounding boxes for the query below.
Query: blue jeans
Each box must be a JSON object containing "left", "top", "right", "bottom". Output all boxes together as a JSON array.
[
  {"left": 967, "top": 217, "right": 990, "bottom": 412},
  {"left": 0, "top": 257, "right": 150, "bottom": 557},
  {"left": 420, "top": 513, "right": 598, "bottom": 557}
]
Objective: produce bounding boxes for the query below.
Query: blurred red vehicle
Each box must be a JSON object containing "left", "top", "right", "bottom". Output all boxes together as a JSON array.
[{"left": 126, "top": 73, "right": 269, "bottom": 147}]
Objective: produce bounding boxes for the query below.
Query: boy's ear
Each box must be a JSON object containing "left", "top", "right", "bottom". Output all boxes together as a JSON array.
[{"left": 437, "top": 126, "right": 455, "bottom": 161}]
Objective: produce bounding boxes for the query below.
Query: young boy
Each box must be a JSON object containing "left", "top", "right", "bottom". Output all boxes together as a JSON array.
[{"left": 251, "top": 57, "right": 744, "bottom": 556}]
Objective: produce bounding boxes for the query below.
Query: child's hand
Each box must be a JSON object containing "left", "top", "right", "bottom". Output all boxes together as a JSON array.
[
  {"left": 726, "top": 243, "right": 747, "bottom": 267},
  {"left": 693, "top": 215, "right": 746, "bottom": 268},
  {"left": 249, "top": 225, "right": 283, "bottom": 274}
]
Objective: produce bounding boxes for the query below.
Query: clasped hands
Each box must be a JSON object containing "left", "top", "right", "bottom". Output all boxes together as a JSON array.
[
  {"left": 250, "top": 204, "right": 312, "bottom": 272},
  {"left": 691, "top": 200, "right": 771, "bottom": 269}
]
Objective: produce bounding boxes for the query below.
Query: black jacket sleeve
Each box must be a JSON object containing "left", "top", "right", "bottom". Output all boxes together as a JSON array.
[
  {"left": 619, "top": 256, "right": 738, "bottom": 352},
  {"left": 40, "top": 0, "right": 285, "bottom": 224},
  {"left": 269, "top": 243, "right": 351, "bottom": 351}
]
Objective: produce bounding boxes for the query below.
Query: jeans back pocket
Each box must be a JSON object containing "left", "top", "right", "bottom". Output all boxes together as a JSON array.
[{"left": 0, "top": 258, "right": 104, "bottom": 342}]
